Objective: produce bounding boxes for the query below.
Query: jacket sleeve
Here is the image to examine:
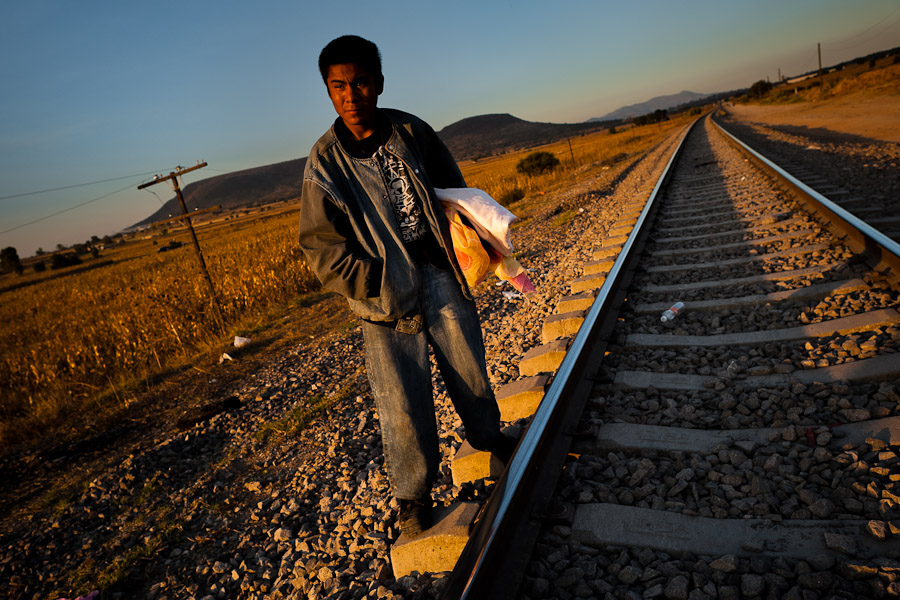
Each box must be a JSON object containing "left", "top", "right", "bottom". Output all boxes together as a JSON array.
[{"left": 298, "top": 180, "right": 382, "bottom": 301}]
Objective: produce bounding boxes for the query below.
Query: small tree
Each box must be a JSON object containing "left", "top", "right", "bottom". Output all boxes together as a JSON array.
[
  {"left": 0, "top": 246, "right": 23, "bottom": 275},
  {"left": 33, "top": 260, "right": 46, "bottom": 273},
  {"left": 749, "top": 79, "right": 773, "bottom": 98},
  {"left": 516, "top": 151, "right": 561, "bottom": 176}
]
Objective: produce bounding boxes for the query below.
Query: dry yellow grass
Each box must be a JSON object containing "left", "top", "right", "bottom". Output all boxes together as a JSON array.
[
  {"left": 460, "top": 116, "right": 690, "bottom": 206},
  {"left": 829, "top": 61, "right": 900, "bottom": 96},
  {"left": 753, "top": 58, "right": 900, "bottom": 105},
  {"left": 0, "top": 206, "right": 319, "bottom": 446},
  {"left": 0, "top": 111, "right": 694, "bottom": 448}
]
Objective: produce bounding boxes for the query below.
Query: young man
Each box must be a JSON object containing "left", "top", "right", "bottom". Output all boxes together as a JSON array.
[{"left": 298, "top": 35, "right": 514, "bottom": 537}]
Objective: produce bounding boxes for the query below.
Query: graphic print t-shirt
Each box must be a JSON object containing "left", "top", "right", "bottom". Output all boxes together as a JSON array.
[
  {"left": 376, "top": 147, "right": 427, "bottom": 243},
  {"left": 333, "top": 114, "right": 450, "bottom": 269}
]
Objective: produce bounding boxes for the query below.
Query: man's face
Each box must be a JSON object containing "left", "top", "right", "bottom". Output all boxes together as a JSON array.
[{"left": 326, "top": 62, "right": 383, "bottom": 140}]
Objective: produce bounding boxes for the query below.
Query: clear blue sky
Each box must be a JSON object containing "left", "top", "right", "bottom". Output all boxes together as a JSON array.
[{"left": 2, "top": 0, "right": 898, "bottom": 257}]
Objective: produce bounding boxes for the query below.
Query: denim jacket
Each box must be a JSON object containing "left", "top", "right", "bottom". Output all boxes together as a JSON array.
[{"left": 299, "top": 108, "right": 468, "bottom": 322}]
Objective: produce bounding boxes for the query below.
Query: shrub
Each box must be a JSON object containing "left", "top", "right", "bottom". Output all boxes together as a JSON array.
[
  {"left": 51, "top": 253, "right": 82, "bottom": 270},
  {"left": 749, "top": 79, "right": 773, "bottom": 98},
  {"left": 516, "top": 151, "right": 560, "bottom": 176},
  {"left": 497, "top": 188, "right": 525, "bottom": 207},
  {"left": 33, "top": 261, "right": 46, "bottom": 273},
  {"left": 633, "top": 109, "right": 668, "bottom": 127}
]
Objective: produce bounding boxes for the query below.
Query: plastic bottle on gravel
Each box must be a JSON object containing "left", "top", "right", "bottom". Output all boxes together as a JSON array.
[{"left": 660, "top": 302, "right": 684, "bottom": 322}]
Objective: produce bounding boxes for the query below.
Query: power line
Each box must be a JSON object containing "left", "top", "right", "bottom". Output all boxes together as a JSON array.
[
  {"left": 143, "top": 188, "right": 166, "bottom": 205},
  {"left": 824, "top": 5, "right": 900, "bottom": 51},
  {"left": 0, "top": 162, "right": 229, "bottom": 236},
  {"left": 0, "top": 182, "right": 137, "bottom": 235},
  {"left": 0, "top": 169, "right": 171, "bottom": 201}
]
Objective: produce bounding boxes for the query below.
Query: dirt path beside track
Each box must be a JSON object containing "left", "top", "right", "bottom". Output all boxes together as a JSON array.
[{"left": 727, "top": 95, "right": 900, "bottom": 144}]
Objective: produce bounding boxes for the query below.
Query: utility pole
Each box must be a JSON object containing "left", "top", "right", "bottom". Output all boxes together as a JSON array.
[
  {"left": 567, "top": 138, "right": 576, "bottom": 167},
  {"left": 138, "top": 162, "right": 224, "bottom": 329},
  {"left": 818, "top": 43, "right": 823, "bottom": 81}
]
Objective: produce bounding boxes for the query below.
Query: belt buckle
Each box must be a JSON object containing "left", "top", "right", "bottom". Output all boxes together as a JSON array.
[{"left": 395, "top": 313, "right": 423, "bottom": 334}]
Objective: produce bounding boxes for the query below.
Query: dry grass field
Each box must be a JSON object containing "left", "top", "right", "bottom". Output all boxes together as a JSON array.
[
  {"left": 0, "top": 114, "right": 691, "bottom": 451},
  {"left": 0, "top": 206, "right": 320, "bottom": 447},
  {"left": 461, "top": 121, "right": 660, "bottom": 204}
]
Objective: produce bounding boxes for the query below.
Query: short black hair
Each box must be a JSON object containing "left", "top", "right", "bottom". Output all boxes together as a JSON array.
[{"left": 318, "top": 35, "right": 383, "bottom": 84}]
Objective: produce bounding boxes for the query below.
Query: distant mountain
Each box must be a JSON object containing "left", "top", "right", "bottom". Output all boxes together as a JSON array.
[
  {"left": 131, "top": 157, "right": 306, "bottom": 229},
  {"left": 591, "top": 91, "right": 710, "bottom": 122},
  {"left": 438, "top": 114, "right": 612, "bottom": 161}
]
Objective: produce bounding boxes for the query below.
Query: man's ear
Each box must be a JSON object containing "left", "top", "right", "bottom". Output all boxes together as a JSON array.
[{"left": 376, "top": 76, "right": 384, "bottom": 95}]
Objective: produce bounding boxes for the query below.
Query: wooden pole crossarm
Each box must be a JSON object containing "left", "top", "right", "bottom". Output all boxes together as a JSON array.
[{"left": 137, "top": 162, "right": 208, "bottom": 190}]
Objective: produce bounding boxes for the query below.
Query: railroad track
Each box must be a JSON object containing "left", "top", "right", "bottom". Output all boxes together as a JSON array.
[
  {"left": 440, "top": 113, "right": 900, "bottom": 599},
  {"left": 715, "top": 112, "right": 900, "bottom": 246}
]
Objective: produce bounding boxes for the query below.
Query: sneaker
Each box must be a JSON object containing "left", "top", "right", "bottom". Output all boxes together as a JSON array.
[{"left": 398, "top": 497, "right": 433, "bottom": 538}]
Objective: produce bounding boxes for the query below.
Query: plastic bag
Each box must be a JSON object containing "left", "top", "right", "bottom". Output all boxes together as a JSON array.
[
  {"left": 444, "top": 206, "right": 536, "bottom": 293},
  {"left": 435, "top": 187, "right": 517, "bottom": 255},
  {"left": 446, "top": 209, "right": 491, "bottom": 287}
]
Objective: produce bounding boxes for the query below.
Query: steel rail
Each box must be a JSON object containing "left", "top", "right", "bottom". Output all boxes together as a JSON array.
[
  {"left": 712, "top": 115, "right": 900, "bottom": 283},
  {"left": 440, "top": 116, "right": 703, "bottom": 600}
]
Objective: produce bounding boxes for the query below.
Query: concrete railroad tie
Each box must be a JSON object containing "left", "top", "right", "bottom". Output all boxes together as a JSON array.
[
  {"left": 624, "top": 308, "right": 900, "bottom": 348},
  {"left": 571, "top": 418, "right": 900, "bottom": 560},
  {"left": 614, "top": 353, "right": 900, "bottom": 392}
]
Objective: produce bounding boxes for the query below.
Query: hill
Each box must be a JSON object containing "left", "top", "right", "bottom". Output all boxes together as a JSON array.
[
  {"left": 437, "top": 113, "right": 612, "bottom": 161},
  {"left": 129, "top": 115, "right": 614, "bottom": 229},
  {"left": 131, "top": 157, "right": 307, "bottom": 229},
  {"left": 591, "top": 90, "right": 710, "bottom": 121}
]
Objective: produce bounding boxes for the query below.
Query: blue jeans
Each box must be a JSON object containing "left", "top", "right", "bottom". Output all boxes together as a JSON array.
[{"left": 361, "top": 264, "right": 502, "bottom": 500}]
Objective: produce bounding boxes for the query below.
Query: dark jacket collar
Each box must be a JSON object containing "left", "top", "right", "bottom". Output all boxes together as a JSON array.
[{"left": 333, "top": 110, "right": 393, "bottom": 159}]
